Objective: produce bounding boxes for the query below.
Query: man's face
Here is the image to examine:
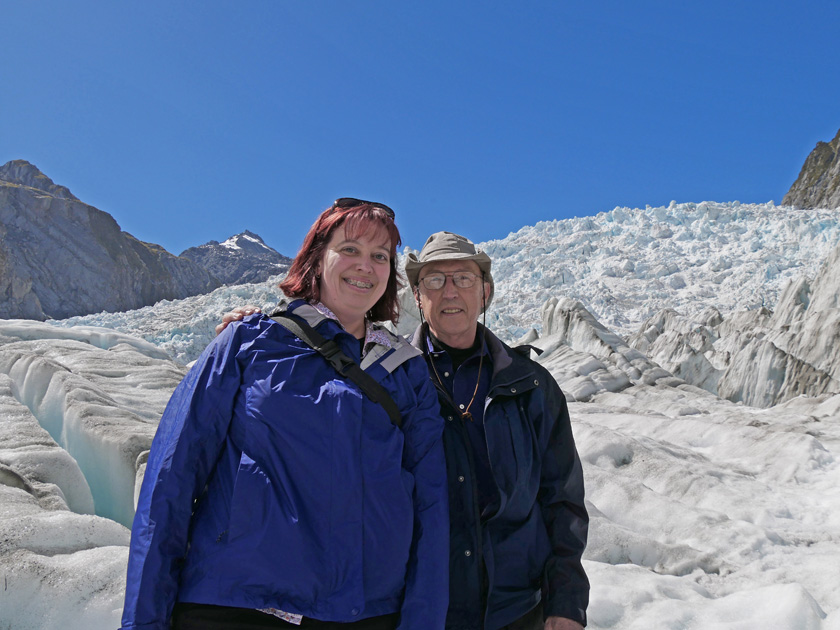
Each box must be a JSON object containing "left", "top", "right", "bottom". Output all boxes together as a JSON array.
[{"left": 416, "top": 259, "right": 491, "bottom": 349}]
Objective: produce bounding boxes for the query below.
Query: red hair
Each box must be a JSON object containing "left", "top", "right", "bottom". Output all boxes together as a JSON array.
[{"left": 279, "top": 202, "right": 403, "bottom": 323}]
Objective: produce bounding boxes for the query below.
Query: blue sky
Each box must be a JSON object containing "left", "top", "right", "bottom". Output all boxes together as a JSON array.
[{"left": 3, "top": 1, "right": 839, "bottom": 257}]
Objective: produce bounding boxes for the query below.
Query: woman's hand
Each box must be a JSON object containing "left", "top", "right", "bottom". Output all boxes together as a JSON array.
[{"left": 215, "top": 305, "right": 262, "bottom": 335}]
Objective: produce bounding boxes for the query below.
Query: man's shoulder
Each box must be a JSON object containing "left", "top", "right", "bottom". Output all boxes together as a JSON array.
[
  {"left": 484, "top": 327, "right": 564, "bottom": 397},
  {"left": 483, "top": 327, "right": 537, "bottom": 370}
]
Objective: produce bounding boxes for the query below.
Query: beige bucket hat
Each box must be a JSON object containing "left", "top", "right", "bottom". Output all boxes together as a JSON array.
[{"left": 404, "top": 231, "right": 494, "bottom": 309}]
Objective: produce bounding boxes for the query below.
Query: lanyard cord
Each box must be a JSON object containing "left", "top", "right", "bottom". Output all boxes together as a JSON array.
[{"left": 427, "top": 331, "right": 484, "bottom": 422}]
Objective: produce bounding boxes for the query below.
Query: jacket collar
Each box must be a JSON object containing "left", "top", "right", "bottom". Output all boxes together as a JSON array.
[
  {"left": 410, "top": 322, "right": 539, "bottom": 396},
  {"left": 285, "top": 300, "right": 420, "bottom": 371}
]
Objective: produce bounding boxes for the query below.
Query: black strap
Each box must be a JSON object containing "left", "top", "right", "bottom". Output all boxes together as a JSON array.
[{"left": 270, "top": 312, "right": 402, "bottom": 428}]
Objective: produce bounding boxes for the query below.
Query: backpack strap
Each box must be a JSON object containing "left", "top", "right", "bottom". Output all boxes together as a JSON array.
[{"left": 269, "top": 311, "right": 402, "bottom": 429}]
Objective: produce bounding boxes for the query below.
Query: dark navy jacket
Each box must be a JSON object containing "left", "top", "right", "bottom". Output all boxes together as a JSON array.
[
  {"left": 411, "top": 323, "right": 589, "bottom": 630},
  {"left": 121, "top": 303, "right": 449, "bottom": 630}
]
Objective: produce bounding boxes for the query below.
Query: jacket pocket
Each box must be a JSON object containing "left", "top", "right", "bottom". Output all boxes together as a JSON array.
[{"left": 227, "top": 452, "right": 275, "bottom": 543}]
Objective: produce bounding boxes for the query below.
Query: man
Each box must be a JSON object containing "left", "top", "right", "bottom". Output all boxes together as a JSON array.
[
  {"left": 403, "top": 232, "right": 588, "bottom": 630},
  {"left": 217, "top": 231, "right": 589, "bottom": 629}
]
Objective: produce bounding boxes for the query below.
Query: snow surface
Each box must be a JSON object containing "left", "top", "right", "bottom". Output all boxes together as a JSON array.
[{"left": 3, "top": 202, "right": 840, "bottom": 629}]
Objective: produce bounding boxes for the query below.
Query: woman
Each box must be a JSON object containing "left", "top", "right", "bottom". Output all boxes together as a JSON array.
[{"left": 120, "top": 199, "right": 449, "bottom": 630}]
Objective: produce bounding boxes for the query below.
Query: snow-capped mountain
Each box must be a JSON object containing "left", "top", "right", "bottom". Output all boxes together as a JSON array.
[
  {"left": 180, "top": 230, "right": 292, "bottom": 285},
  {"left": 0, "top": 161, "right": 296, "bottom": 321}
]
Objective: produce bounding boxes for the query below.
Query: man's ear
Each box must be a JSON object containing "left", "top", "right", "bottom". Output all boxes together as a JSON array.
[
  {"left": 413, "top": 287, "right": 423, "bottom": 311},
  {"left": 482, "top": 281, "right": 491, "bottom": 303}
]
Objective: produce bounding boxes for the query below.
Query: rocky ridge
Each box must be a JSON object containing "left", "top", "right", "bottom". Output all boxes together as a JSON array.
[
  {"left": 0, "top": 160, "right": 221, "bottom": 320},
  {"left": 782, "top": 127, "right": 840, "bottom": 209}
]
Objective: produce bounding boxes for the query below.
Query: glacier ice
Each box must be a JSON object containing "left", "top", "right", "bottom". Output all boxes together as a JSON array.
[
  {"left": 0, "top": 320, "right": 186, "bottom": 526},
  {"left": 629, "top": 236, "right": 840, "bottom": 407}
]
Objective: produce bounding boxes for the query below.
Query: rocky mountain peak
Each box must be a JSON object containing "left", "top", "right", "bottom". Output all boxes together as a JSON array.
[
  {"left": 782, "top": 127, "right": 840, "bottom": 209},
  {"left": 219, "top": 230, "right": 275, "bottom": 255},
  {"left": 180, "top": 231, "right": 292, "bottom": 286},
  {"left": 0, "top": 159, "right": 78, "bottom": 201}
]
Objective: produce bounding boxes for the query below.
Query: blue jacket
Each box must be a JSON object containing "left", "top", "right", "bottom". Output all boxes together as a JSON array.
[
  {"left": 121, "top": 302, "right": 449, "bottom": 630},
  {"left": 412, "top": 324, "right": 589, "bottom": 630}
]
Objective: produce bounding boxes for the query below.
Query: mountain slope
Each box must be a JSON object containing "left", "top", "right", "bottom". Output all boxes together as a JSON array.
[
  {"left": 0, "top": 160, "right": 220, "bottom": 320},
  {"left": 783, "top": 127, "right": 840, "bottom": 209}
]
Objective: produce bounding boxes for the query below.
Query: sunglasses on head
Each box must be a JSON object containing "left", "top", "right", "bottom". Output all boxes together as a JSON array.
[{"left": 331, "top": 197, "right": 396, "bottom": 219}]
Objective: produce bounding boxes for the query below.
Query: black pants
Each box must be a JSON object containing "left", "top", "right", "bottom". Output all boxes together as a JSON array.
[{"left": 172, "top": 603, "right": 399, "bottom": 630}]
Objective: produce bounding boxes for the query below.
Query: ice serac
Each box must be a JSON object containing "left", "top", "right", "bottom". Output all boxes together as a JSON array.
[
  {"left": 477, "top": 201, "right": 840, "bottom": 341},
  {"left": 531, "top": 296, "right": 678, "bottom": 401},
  {"left": 628, "top": 238, "right": 840, "bottom": 407},
  {"left": 761, "top": 238, "right": 840, "bottom": 387},
  {"left": 180, "top": 230, "right": 292, "bottom": 285},
  {"left": 0, "top": 160, "right": 221, "bottom": 320},
  {"left": 53, "top": 277, "right": 289, "bottom": 365},
  {"left": 626, "top": 307, "right": 725, "bottom": 395},
  {"left": 783, "top": 127, "right": 840, "bottom": 210}
]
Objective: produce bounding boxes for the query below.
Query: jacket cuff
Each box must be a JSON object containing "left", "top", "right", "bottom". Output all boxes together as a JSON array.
[{"left": 543, "top": 593, "right": 588, "bottom": 627}]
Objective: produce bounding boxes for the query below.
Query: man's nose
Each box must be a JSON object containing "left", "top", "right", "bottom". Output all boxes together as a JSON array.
[{"left": 441, "top": 275, "right": 459, "bottom": 296}]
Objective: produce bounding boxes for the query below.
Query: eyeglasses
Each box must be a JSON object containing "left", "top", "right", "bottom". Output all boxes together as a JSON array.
[
  {"left": 419, "top": 271, "right": 480, "bottom": 290},
  {"left": 332, "top": 197, "right": 395, "bottom": 219}
]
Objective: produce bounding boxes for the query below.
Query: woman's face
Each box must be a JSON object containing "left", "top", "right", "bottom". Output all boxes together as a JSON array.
[{"left": 317, "top": 224, "right": 392, "bottom": 336}]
